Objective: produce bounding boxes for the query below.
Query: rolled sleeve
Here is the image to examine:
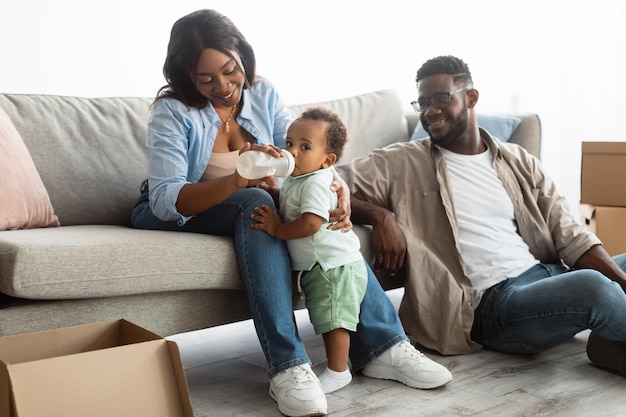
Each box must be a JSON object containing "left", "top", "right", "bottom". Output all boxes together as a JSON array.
[
  {"left": 146, "top": 99, "right": 198, "bottom": 224},
  {"left": 497, "top": 139, "right": 601, "bottom": 266}
]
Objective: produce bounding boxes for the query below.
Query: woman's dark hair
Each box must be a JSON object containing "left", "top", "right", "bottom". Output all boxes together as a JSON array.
[
  {"left": 156, "top": 9, "right": 257, "bottom": 108},
  {"left": 299, "top": 106, "right": 348, "bottom": 162}
]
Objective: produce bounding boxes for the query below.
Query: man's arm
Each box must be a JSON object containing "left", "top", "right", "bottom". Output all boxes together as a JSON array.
[
  {"left": 574, "top": 245, "right": 626, "bottom": 292},
  {"left": 351, "top": 197, "right": 406, "bottom": 276}
]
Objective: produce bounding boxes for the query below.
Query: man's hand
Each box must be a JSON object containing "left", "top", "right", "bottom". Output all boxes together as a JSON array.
[
  {"left": 371, "top": 210, "right": 406, "bottom": 276},
  {"left": 575, "top": 245, "right": 626, "bottom": 293},
  {"left": 349, "top": 197, "right": 406, "bottom": 276}
]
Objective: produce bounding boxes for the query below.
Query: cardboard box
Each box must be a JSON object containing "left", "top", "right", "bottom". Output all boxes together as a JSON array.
[
  {"left": 581, "top": 141, "right": 626, "bottom": 207},
  {"left": 0, "top": 319, "right": 194, "bottom": 417},
  {"left": 580, "top": 204, "right": 626, "bottom": 256}
]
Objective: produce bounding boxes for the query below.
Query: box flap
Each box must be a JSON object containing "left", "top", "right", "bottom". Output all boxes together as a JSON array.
[
  {"left": 582, "top": 141, "right": 626, "bottom": 154},
  {"left": 0, "top": 320, "right": 119, "bottom": 365},
  {"left": 167, "top": 340, "right": 195, "bottom": 417},
  {"left": 8, "top": 340, "right": 192, "bottom": 417},
  {"left": 0, "top": 320, "right": 162, "bottom": 365},
  {"left": 118, "top": 319, "right": 163, "bottom": 344}
]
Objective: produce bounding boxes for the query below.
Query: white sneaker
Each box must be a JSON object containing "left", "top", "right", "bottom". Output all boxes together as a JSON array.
[
  {"left": 362, "top": 340, "right": 452, "bottom": 389},
  {"left": 269, "top": 363, "right": 327, "bottom": 416}
]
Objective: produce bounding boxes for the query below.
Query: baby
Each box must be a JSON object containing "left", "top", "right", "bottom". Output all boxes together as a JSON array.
[{"left": 252, "top": 106, "right": 366, "bottom": 393}]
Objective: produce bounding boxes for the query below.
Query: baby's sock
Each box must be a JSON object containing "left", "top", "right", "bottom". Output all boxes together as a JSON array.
[{"left": 318, "top": 367, "right": 352, "bottom": 393}]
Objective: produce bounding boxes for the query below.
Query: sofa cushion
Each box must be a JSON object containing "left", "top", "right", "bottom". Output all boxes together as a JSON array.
[
  {"left": 288, "top": 90, "right": 409, "bottom": 164},
  {"left": 0, "top": 107, "right": 60, "bottom": 230},
  {"left": 410, "top": 113, "right": 522, "bottom": 142},
  {"left": 0, "top": 225, "right": 244, "bottom": 299},
  {"left": 0, "top": 224, "right": 379, "bottom": 300},
  {"left": 0, "top": 94, "right": 152, "bottom": 227}
]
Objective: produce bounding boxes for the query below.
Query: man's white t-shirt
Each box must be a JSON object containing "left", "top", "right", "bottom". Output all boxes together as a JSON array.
[{"left": 441, "top": 147, "right": 539, "bottom": 307}]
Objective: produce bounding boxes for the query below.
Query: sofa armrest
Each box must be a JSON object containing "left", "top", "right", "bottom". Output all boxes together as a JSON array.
[
  {"left": 405, "top": 112, "right": 420, "bottom": 138},
  {"left": 507, "top": 113, "right": 542, "bottom": 160}
]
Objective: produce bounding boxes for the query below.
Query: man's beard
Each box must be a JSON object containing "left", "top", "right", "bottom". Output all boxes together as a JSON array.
[{"left": 427, "top": 105, "right": 469, "bottom": 148}]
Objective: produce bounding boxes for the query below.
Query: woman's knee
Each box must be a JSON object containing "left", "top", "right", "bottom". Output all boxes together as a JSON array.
[{"left": 233, "top": 188, "right": 275, "bottom": 212}]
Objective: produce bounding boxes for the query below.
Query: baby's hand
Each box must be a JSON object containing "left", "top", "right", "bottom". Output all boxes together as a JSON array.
[{"left": 251, "top": 205, "right": 282, "bottom": 236}]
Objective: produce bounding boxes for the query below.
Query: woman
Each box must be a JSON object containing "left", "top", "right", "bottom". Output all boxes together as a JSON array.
[{"left": 131, "top": 9, "right": 452, "bottom": 417}]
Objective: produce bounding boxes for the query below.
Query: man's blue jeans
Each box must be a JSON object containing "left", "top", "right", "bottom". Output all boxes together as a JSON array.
[
  {"left": 472, "top": 254, "right": 626, "bottom": 354},
  {"left": 132, "top": 187, "right": 405, "bottom": 376}
]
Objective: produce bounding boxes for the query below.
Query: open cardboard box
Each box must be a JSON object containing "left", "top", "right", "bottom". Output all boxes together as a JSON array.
[{"left": 0, "top": 319, "right": 194, "bottom": 417}]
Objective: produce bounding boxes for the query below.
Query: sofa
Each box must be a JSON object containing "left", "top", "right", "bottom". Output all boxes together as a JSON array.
[{"left": 0, "top": 89, "right": 541, "bottom": 337}]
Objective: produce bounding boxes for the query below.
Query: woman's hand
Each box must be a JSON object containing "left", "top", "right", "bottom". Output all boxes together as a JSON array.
[
  {"left": 178, "top": 143, "right": 280, "bottom": 216},
  {"left": 327, "top": 169, "right": 352, "bottom": 232},
  {"left": 239, "top": 141, "right": 283, "bottom": 158},
  {"left": 236, "top": 142, "right": 280, "bottom": 188}
]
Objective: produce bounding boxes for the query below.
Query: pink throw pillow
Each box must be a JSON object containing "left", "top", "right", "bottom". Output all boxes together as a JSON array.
[{"left": 0, "top": 106, "right": 60, "bottom": 230}]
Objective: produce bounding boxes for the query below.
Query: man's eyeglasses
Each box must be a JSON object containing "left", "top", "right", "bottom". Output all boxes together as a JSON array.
[{"left": 411, "top": 86, "right": 472, "bottom": 113}]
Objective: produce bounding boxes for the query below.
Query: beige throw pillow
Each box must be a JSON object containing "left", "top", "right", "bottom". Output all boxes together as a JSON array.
[{"left": 0, "top": 106, "right": 60, "bottom": 230}]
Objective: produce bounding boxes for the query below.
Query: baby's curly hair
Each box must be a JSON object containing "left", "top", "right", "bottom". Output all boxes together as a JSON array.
[{"left": 298, "top": 106, "right": 348, "bottom": 162}]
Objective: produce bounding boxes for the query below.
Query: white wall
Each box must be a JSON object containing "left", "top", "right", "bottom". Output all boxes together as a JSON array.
[{"left": 2, "top": 0, "right": 626, "bottom": 214}]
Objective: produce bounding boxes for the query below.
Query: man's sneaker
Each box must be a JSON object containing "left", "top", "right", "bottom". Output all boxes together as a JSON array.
[
  {"left": 269, "top": 363, "right": 327, "bottom": 416},
  {"left": 362, "top": 340, "right": 453, "bottom": 389},
  {"left": 587, "top": 331, "right": 626, "bottom": 376}
]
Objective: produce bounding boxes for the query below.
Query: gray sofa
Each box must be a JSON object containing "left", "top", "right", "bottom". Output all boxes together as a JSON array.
[{"left": 0, "top": 90, "right": 541, "bottom": 337}]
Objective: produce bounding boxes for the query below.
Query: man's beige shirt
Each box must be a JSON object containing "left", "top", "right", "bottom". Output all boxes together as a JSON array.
[{"left": 338, "top": 130, "right": 600, "bottom": 355}]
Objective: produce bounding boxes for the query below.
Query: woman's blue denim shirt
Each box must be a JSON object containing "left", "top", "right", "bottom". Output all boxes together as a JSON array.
[{"left": 146, "top": 79, "right": 293, "bottom": 225}]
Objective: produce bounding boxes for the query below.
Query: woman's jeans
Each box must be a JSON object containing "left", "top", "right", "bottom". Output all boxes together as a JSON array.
[
  {"left": 132, "top": 187, "right": 405, "bottom": 377},
  {"left": 472, "top": 254, "right": 626, "bottom": 354}
]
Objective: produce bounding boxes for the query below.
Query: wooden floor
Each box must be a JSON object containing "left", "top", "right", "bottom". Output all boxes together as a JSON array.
[{"left": 168, "top": 289, "right": 625, "bottom": 417}]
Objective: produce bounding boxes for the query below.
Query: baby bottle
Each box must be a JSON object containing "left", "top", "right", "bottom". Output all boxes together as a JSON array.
[{"left": 236, "top": 149, "right": 295, "bottom": 180}]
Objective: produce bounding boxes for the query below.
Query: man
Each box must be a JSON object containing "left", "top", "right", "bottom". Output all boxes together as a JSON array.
[{"left": 337, "top": 55, "right": 626, "bottom": 376}]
